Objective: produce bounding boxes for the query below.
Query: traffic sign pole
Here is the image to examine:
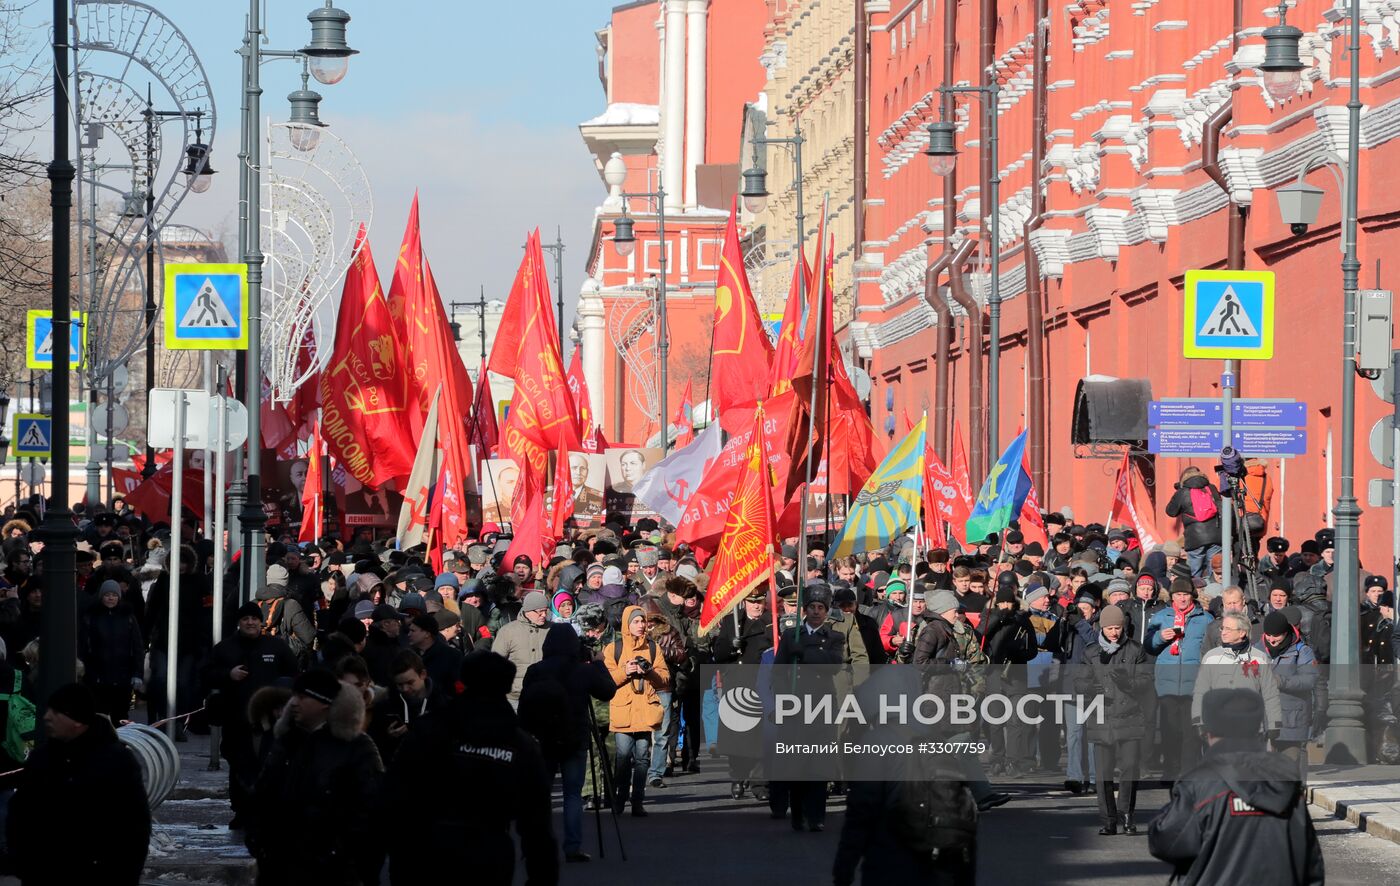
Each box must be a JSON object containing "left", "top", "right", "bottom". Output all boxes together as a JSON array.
[
  {"left": 1222, "top": 362, "right": 1234, "bottom": 586},
  {"left": 167, "top": 392, "right": 186, "bottom": 742}
]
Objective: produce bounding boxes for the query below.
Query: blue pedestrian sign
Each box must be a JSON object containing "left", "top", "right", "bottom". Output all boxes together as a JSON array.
[
  {"left": 163, "top": 263, "right": 248, "bottom": 351},
  {"left": 1183, "top": 269, "right": 1275, "bottom": 360},
  {"left": 11, "top": 414, "right": 51, "bottom": 458},
  {"left": 26, "top": 310, "right": 84, "bottom": 370}
]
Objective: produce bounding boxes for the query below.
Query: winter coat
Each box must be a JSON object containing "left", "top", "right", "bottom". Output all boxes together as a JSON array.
[
  {"left": 1265, "top": 637, "right": 1319, "bottom": 742},
  {"left": 381, "top": 692, "right": 557, "bottom": 886},
  {"left": 6, "top": 717, "right": 151, "bottom": 885},
  {"left": 710, "top": 611, "right": 773, "bottom": 664},
  {"left": 603, "top": 606, "right": 670, "bottom": 733},
  {"left": 370, "top": 678, "right": 447, "bottom": 764},
  {"left": 1290, "top": 574, "right": 1332, "bottom": 663},
  {"left": 492, "top": 611, "right": 551, "bottom": 702},
  {"left": 250, "top": 687, "right": 385, "bottom": 886},
  {"left": 255, "top": 581, "right": 316, "bottom": 661},
  {"left": 1149, "top": 743, "right": 1323, "bottom": 886},
  {"left": 416, "top": 635, "right": 464, "bottom": 696},
  {"left": 1074, "top": 637, "right": 1152, "bottom": 744},
  {"left": 1144, "top": 604, "right": 1214, "bottom": 696},
  {"left": 579, "top": 582, "right": 635, "bottom": 633},
  {"left": 520, "top": 624, "right": 616, "bottom": 759},
  {"left": 79, "top": 600, "right": 145, "bottom": 688},
  {"left": 1361, "top": 604, "right": 1396, "bottom": 665},
  {"left": 1201, "top": 612, "right": 1263, "bottom": 657},
  {"left": 361, "top": 626, "right": 404, "bottom": 688},
  {"left": 201, "top": 632, "right": 301, "bottom": 735},
  {"left": 1191, "top": 645, "right": 1284, "bottom": 734},
  {"left": 913, "top": 616, "right": 988, "bottom": 701},
  {"left": 1164, "top": 473, "right": 1223, "bottom": 552},
  {"left": 1121, "top": 596, "right": 1166, "bottom": 646},
  {"left": 145, "top": 569, "right": 213, "bottom": 657}
]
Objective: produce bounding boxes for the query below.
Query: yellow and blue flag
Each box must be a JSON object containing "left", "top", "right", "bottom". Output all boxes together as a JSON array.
[
  {"left": 965, "top": 430, "right": 1033, "bottom": 544},
  {"left": 830, "top": 415, "right": 927, "bottom": 559}
]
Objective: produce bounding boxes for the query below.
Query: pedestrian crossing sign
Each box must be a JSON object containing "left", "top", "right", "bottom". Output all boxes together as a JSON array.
[
  {"left": 163, "top": 263, "right": 248, "bottom": 351},
  {"left": 11, "top": 414, "right": 51, "bottom": 458},
  {"left": 1183, "top": 269, "right": 1275, "bottom": 360},
  {"left": 25, "top": 309, "right": 85, "bottom": 370}
]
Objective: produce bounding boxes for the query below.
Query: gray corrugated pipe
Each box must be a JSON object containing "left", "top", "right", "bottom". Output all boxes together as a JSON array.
[{"left": 119, "top": 722, "right": 181, "bottom": 810}]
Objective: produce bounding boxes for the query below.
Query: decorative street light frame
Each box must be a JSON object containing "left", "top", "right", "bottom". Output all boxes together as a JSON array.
[{"left": 609, "top": 182, "right": 670, "bottom": 453}]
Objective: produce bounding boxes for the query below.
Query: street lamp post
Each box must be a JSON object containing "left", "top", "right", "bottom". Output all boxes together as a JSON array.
[
  {"left": 450, "top": 290, "right": 491, "bottom": 362},
  {"left": 1265, "top": 0, "right": 1365, "bottom": 762},
  {"left": 924, "top": 82, "right": 1002, "bottom": 457},
  {"left": 237, "top": 1, "right": 357, "bottom": 601},
  {"left": 41, "top": 0, "right": 79, "bottom": 706},
  {"left": 536, "top": 230, "right": 566, "bottom": 347},
  {"left": 608, "top": 176, "right": 670, "bottom": 453}
]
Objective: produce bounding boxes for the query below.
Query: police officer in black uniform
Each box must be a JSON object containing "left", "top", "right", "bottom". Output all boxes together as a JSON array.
[
  {"left": 382, "top": 650, "right": 558, "bottom": 885},
  {"left": 1260, "top": 536, "right": 1291, "bottom": 578}
]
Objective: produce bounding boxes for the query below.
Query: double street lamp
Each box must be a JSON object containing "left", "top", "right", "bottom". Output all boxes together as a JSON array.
[
  {"left": 236, "top": 0, "right": 357, "bottom": 601},
  {"left": 1259, "top": 1, "right": 1367, "bottom": 763}
]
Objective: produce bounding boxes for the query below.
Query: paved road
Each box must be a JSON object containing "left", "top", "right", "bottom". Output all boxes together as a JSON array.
[{"left": 546, "top": 762, "right": 1400, "bottom": 885}]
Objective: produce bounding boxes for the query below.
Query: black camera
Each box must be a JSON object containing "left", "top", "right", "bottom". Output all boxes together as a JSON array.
[
  {"left": 1216, "top": 446, "right": 1247, "bottom": 491},
  {"left": 632, "top": 657, "right": 652, "bottom": 673}
]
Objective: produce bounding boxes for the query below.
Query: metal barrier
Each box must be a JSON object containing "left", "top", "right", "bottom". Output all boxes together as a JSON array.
[{"left": 118, "top": 722, "right": 181, "bottom": 810}]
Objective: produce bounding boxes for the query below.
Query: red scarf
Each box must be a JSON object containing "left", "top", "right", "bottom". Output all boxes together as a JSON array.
[{"left": 1170, "top": 600, "right": 1192, "bottom": 656}]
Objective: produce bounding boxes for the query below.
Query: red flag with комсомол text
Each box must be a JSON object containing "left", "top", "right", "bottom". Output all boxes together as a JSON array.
[
  {"left": 699, "top": 404, "right": 777, "bottom": 635},
  {"left": 319, "top": 226, "right": 420, "bottom": 489}
]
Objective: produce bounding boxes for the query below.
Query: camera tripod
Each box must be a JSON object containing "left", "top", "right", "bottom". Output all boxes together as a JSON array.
[
  {"left": 1222, "top": 476, "right": 1262, "bottom": 595},
  {"left": 585, "top": 702, "right": 627, "bottom": 860}
]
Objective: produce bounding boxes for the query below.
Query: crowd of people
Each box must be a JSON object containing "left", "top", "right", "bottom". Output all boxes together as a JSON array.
[{"left": 0, "top": 463, "right": 1385, "bottom": 884}]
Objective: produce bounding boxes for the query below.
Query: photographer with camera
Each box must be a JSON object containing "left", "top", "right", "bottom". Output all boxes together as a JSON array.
[
  {"left": 1165, "top": 466, "right": 1224, "bottom": 579},
  {"left": 603, "top": 605, "right": 670, "bottom": 817}
]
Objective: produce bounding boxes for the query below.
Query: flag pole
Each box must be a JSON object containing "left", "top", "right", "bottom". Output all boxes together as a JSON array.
[{"left": 795, "top": 195, "right": 831, "bottom": 617}]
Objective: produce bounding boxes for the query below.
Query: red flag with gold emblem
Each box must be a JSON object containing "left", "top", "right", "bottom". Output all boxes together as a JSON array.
[
  {"left": 565, "top": 348, "right": 593, "bottom": 435},
  {"left": 388, "top": 195, "right": 475, "bottom": 423},
  {"left": 319, "top": 226, "right": 420, "bottom": 488},
  {"left": 699, "top": 404, "right": 777, "bottom": 634},
  {"left": 711, "top": 198, "right": 773, "bottom": 418}
]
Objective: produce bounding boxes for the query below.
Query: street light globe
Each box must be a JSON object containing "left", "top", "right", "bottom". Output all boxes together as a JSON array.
[
  {"left": 187, "top": 172, "right": 213, "bottom": 193},
  {"left": 614, "top": 236, "right": 636, "bottom": 258},
  {"left": 308, "top": 54, "right": 349, "bottom": 86},
  {"left": 742, "top": 193, "right": 768, "bottom": 215},
  {"left": 927, "top": 153, "right": 958, "bottom": 177},
  {"left": 288, "top": 124, "right": 323, "bottom": 152},
  {"left": 1261, "top": 69, "right": 1302, "bottom": 102}
]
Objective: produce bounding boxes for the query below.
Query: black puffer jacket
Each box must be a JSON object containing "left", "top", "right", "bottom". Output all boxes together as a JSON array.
[
  {"left": 1165, "top": 473, "right": 1222, "bottom": 551},
  {"left": 79, "top": 600, "right": 145, "bottom": 687},
  {"left": 1149, "top": 741, "right": 1323, "bottom": 885},
  {"left": 1074, "top": 636, "right": 1152, "bottom": 744},
  {"left": 7, "top": 717, "right": 151, "bottom": 884},
  {"left": 1290, "top": 573, "right": 1332, "bottom": 663},
  {"left": 519, "top": 623, "right": 616, "bottom": 760}
]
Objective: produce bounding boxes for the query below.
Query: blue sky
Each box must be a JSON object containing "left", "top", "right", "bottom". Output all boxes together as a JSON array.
[{"left": 110, "top": 1, "right": 627, "bottom": 337}]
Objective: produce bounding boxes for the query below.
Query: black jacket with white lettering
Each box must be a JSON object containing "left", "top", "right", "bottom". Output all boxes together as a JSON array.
[
  {"left": 383, "top": 692, "right": 558, "bottom": 886},
  {"left": 1148, "top": 739, "right": 1323, "bottom": 886}
]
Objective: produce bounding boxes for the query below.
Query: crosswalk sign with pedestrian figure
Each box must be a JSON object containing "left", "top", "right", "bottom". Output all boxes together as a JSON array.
[
  {"left": 26, "top": 310, "right": 85, "bottom": 370},
  {"left": 11, "top": 414, "right": 51, "bottom": 458},
  {"left": 163, "top": 263, "right": 249, "bottom": 350},
  {"left": 1183, "top": 269, "right": 1275, "bottom": 360}
]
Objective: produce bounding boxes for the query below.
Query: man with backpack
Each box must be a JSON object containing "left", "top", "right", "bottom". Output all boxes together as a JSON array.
[
  {"left": 256, "top": 564, "right": 316, "bottom": 668},
  {"left": 519, "top": 623, "right": 616, "bottom": 863},
  {"left": 1165, "top": 467, "right": 1223, "bottom": 579}
]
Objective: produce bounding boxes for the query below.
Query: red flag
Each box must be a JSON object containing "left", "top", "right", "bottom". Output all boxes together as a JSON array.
[
  {"left": 699, "top": 404, "right": 777, "bottom": 634},
  {"left": 565, "top": 349, "right": 593, "bottom": 435},
  {"left": 711, "top": 197, "right": 773, "bottom": 418},
  {"left": 468, "top": 359, "right": 499, "bottom": 459},
  {"left": 1017, "top": 447, "right": 1050, "bottom": 549},
  {"left": 672, "top": 379, "right": 695, "bottom": 449},
  {"left": 110, "top": 467, "right": 144, "bottom": 498},
  {"left": 503, "top": 466, "right": 554, "bottom": 568},
  {"left": 1110, "top": 452, "right": 1163, "bottom": 550},
  {"left": 948, "top": 418, "right": 975, "bottom": 543},
  {"left": 319, "top": 226, "right": 420, "bottom": 488},
  {"left": 487, "top": 230, "right": 549, "bottom": 379},
  {"left": 768, "top": 250, "right": 811, "bottom": 397},
  {"left": 389, "top": 195, "right": 475, "bottom": 423},
  {"left": 925, "top": 447, "right": 967, "bottom": 540},
  {"left": 299, "top": 423, "right": 324, "bottom": 544},
  {"left": 123, "top": 464, "right": 207, "bottom": 521}
]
